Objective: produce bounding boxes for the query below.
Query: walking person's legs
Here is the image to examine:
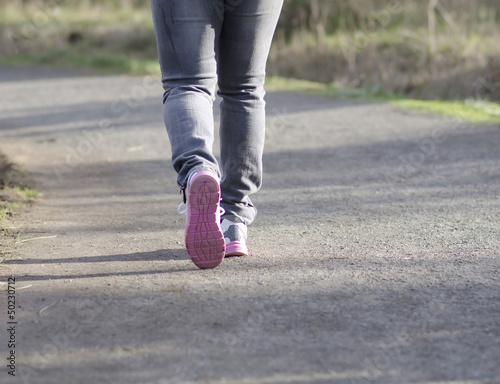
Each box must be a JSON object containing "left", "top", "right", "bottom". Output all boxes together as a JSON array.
[{"left": 151, "top": 0, "right": 283, "bottom": 267}]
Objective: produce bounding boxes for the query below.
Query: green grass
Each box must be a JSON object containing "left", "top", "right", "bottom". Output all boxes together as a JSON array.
[
  {"left": 0, "top": 152, "right": 38, "bottom": 253},
  {"left": 0, "top": 207, "right": 9, "bottom": 222},
  {"left": 0, "top": 49, "right": 160, "bottom": 76},
  {"left": 0, "top": 187, "right": 38, "bottom": 230},
  {"left": 0, "top": 201, "right": 17, "bottom": 232},
  {"left": 3, "top": 186, "right": 39, "bottom": 200},
  {"left": 266, "top": 76, "right": 330, "bottom": 94},
  {"left": 17, "top": 187, "right": 39, "bottom": 200},
  {"left": 267, "top": 76, "right": 395, "bottom": 99},
  {"left": 391, "top": 99, "right": 500, "bottom": 124},
  {"left": 267, "top": 76, "right": 500, "bottom": 124},
  {"left": 1, "top": 187, "right": 36, "bottom": 254}
]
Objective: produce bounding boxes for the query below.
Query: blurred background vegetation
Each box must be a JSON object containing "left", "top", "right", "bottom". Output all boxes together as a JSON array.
[{"left": 0, "top": 0, "right": 499, "bottom": 102}]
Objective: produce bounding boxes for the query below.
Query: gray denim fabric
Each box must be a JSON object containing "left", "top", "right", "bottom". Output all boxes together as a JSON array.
[{"left": 151, "top": 0, "right": 283, "bottom": 225}]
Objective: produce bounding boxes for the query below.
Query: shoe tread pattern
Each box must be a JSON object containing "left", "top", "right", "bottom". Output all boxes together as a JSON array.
[{"left": 185, "top": 173, "right": 225, "bottom": 269}]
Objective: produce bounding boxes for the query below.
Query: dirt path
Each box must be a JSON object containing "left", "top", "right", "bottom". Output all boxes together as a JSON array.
[{"left": 1, "top": 66, "right": 499, "bottom": 384}]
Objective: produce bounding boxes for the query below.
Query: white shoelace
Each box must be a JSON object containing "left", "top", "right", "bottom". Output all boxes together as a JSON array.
[{"left": 177, "top": 202, "right": 188, "bottom": 215}]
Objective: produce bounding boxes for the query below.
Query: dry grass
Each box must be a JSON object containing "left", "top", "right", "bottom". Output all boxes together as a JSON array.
[
  {"left": 0, "top": 152, "right": 38, "bottom": 254},
  {"left": 0, "top": 0, "right": 499, "bottom": 101},
  {"left": 268, "top": 28, "right": 500, "bottom": 101}
]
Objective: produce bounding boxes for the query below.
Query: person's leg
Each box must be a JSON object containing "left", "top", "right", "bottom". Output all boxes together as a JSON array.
[
  {"left": 151, "top": 1, "right": 226, "bottom": 268},
  {"left": 151, "top": 0, "right": 222, "bottom": 187},
  {"left": 217, "top": 0, "right": 283, "bottom": 225}
]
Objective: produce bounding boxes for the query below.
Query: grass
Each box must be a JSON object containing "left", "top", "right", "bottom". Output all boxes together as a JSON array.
[
  {"left": 0, "top": 187, "right": 38, "bottom": 254},
  {"left": 13, "top": 186, "right": 39, "bottom": 200},
  {"left": 267, "top": 76, "right": 500, "bottom": 124},
  {"left": 0, "top": 152, "right": 39, "bottom": 254},
  {"left": 0, "top": 49, "right": 160, "bottom": 75},
  {"left": 0, "top": 207, "right": 10, "bottom": 222},
  {"left": 267, "top": 76, "right": 396, "bottom": 99},
  {"left": 391, "top": 98, "right": 500, "bottom": 124},
  {"left": 0, "top": 187, "right": 38, "bottom": 217}
]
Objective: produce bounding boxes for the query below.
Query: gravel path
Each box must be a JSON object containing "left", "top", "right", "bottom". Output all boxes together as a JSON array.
[{"left": 1, "top": 66, "right": 499, "bottom": 384}]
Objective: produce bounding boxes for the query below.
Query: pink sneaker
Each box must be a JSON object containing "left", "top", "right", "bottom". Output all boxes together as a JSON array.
[
  {"left": 183, "top": 171, "right": 225, "bottom": 269},
  {"left": 221, "top": 218, "right": 248, "bottom": 256}
]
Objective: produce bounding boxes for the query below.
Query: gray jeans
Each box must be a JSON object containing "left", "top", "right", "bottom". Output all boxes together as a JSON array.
[{"left": 151, "top": 0, "right": 283, "bottom": 225}]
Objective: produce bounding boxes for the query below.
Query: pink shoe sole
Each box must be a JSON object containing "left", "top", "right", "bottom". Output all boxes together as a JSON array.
[
  {"left": 225, "top": 241, "right": 248, "bottom": 257},
  {"left": 185, "top": 171, "right": 225, "bottom": 269}
]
